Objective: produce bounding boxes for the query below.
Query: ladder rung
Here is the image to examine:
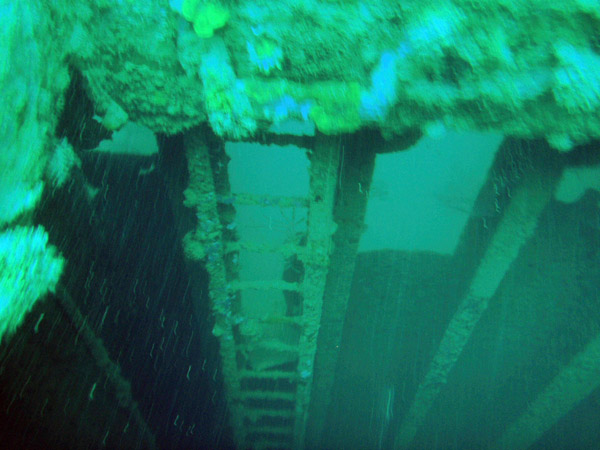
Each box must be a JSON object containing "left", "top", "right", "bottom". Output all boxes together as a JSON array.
[
  {"left": 230, "top": 279, "right": 302, "bottom": 292},
  {"left": 244, "top": 408, "right": 296, "bottom": 419},
  {"left": 225, "top": 240, "right": 307, "bottom": 258},
  {"left": 238, "top": 341, "right": 299, "bottom": 353},
  {"left": 217, "top": 193, "right": 308, "bottom": 208},
  {"left": 241, "top": 391, "right": 296, "bottom": 401},
  {"left": 247, "top": 425, "right": 294, "bottom": 434},
  {"left": 239, "top": 370, "right": 299, "bottom": 380}
]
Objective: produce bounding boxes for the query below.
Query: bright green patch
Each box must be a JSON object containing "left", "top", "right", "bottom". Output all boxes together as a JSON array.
[{"left": 181, "top": 0, "right": 230, "bottom": 38}]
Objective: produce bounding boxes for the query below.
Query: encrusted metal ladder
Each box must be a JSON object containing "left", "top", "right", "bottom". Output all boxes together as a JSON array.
[{"left": 182, "top": 129, "right": 340, "bottom": 449}]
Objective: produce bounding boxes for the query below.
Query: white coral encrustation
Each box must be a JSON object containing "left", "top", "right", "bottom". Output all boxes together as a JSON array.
[{"left": 46, "top": 138, "right": 81, "bottom": 188}]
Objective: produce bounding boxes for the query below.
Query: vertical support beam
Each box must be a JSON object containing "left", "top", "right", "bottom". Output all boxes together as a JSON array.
[
  {"left": 306, "top": 132, "right": 376, "bottom": 448},
  {"left": 182, "top": 129, "right": 244, "bottom": 445},
  {"left": 294, "top": 132, "right": 340, "bottom": 449},
  {"left": 395, "top": 152, "right": 560, "bottom": 448}
]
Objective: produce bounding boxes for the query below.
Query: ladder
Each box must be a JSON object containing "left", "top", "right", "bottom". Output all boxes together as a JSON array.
[{"left": 183, "top": 129, "right": 340, "bottom": 449}]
